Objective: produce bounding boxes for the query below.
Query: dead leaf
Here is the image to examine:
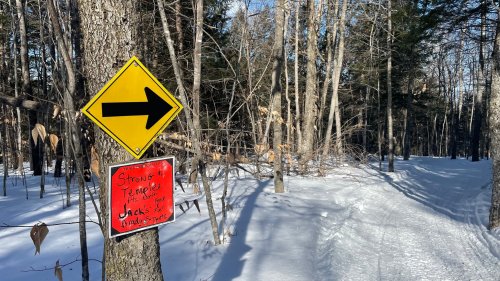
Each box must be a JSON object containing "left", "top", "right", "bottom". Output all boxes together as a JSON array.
[
  {"left": 30, "top": 223, "right": 49, "bottom": 255},
  {"left": 267, "top": 150, "right": 275, "bottom": 164},
  {"left": 54, "top": 260, "right": 63, "bottom": 281},
  {"left": 31, "top": 124, "right": 47, "bottom": 146},
  {"left": 212, "top": 152, "right": 221, "bottom": 161},
  {"left": 49, "top": 134, "right": 59, "bottom": 153},
  {"left": 52, "top": 105, "right": 61, "bottom": 119},
  {"left": 90, "top": 146, "right": 100, "bottom": 177},
  {"left": 254, "top": 143, "right": 267, "bottom": 155}
]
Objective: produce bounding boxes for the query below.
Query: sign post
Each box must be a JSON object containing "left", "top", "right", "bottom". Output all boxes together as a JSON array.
[{"left": 109, "top": 156, "right": 175, "bottom": 238}]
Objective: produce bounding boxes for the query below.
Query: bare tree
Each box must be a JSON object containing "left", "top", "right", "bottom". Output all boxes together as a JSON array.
[
  {"left": 471, "top": 1, "right": 487, "bottom": 162},
  {"left": 16, "top": 0, "right": 44, "bottom": 177},
  {"left": 157, "top": 0, "right": 220, "bottom": 245},
  {"left": 299, "top": 0, "right": 321, "bottom": 172},
  {"left": 387, "top": 0, "right": 394, "bottom": 172},
  {"left": 321, "top": 0, "right": 347, "bottom": 171},
  {"left": 272, "top": 0, "right": 285, "bottom": 193},
  {"left": 294, "top": 0, "right": 302, "bottom": 154}
]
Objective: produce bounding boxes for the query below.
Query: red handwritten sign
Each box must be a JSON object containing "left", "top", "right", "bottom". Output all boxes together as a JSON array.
[{"left": 108, "top": 157, "right": 175, "bottom": 238}]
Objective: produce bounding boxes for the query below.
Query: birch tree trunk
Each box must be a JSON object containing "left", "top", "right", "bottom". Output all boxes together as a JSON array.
[
  {"left": 157, "top": 0, "right": 220, "bottom": 245},
  {"left": 321, "top": 0, "right": 347, "bottom": 169},
  {"left": 403, "top": 74, "right": 414, "bottom": 160},
  {"left": 318, "top": 0, "right": 338, "bottom": 134},
  {"left": 192, "top": 0, "right": 220, "bottom": 245},
  {"left": 77, "top": 1, "right": 164, "bottom": 280}
]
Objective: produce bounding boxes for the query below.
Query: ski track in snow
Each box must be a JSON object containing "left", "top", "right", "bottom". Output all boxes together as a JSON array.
[{"left": 310, "top": 158, "right": 500, "bottom": 281}]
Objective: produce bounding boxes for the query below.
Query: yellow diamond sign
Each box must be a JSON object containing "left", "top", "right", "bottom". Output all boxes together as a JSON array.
[{"left": 81, "top": 56, "right": 183, "bottom": 159}]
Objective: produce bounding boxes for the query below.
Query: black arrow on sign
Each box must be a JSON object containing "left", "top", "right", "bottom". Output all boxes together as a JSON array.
[{"left": 102, "top": 87, "right": 173, "bottom": 130}]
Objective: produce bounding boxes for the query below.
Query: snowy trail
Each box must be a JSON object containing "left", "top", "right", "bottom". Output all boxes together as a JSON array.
[
  {"left": 307, "top": 158, "right": 499, "bottom": 281},
  {"left": 1, "top": 158, "right": 499, "bottom": 281}
]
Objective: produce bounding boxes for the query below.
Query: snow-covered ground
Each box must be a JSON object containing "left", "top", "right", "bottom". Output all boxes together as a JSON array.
[{"left": 0, "top": 157, "right": 499, "bottom": 281}]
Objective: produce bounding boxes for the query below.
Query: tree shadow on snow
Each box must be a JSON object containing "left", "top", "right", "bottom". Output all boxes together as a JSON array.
[
  {"left": 210, "top": 179, "right": 269, "bottom": 281},
  {"left": 367, "top": 157, "right": 491, "bottom": 227}
]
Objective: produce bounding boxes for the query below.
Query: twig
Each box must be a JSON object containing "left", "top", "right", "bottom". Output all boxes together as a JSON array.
[
  {"left": 21, "top": 258, "right": 102, "bottom": 272},
  {"left": 1, "top": 220, "right": 99, "bottom": 228}
]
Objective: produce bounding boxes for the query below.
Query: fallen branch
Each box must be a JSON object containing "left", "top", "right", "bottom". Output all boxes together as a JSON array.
[{"left": 0, "top": 94, "right": 40, "bottom": 111}]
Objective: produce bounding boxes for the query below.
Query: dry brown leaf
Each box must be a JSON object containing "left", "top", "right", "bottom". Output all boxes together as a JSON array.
[
  {"left": 52, "top": 105, "right": 61, "bottom": 119},
  {"left": 31, "top": 123, "right": 47, "bottom": 146},
  {"left": 54, "top": 260, "right": 63, "bottom": 281},
  {"left": 49, "top": 134, "right": 59, "bottom": 153},
  {"left": 212, "top": 152, "right": 221, "bottom": 161},
  {"left": 254, "top": 143, "right": 267, "bottom": 155},
  {"left": 267, "top": 150, "right": 275, "bottom": 164},
  {"left": 90, "top": 146, "right": 100, "bottom": 177},
  {"left": 30, "top": 223, "right": 49, "bottom": 255}
]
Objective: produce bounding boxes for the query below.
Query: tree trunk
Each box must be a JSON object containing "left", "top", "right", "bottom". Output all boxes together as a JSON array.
[
  {"left": 299, "top": 0, "right": 319, "bottom": 172},
  {"left": 294, "top": 0, "right": 302, "bottom": 154},
  {"left": 317, "top": 0, "right": 338, "bottom": 134},
  {"left": 16, "top": 0, "right": 42, "bottom": 175},
  {"left": 272, "top": 0, "right": 285, "bottom": 193},
  {"left": 193, "top": 0, "right": 220, "bottom": 245},
  {"left": 47, "top": 0, "right": 90, "bottom": 278},
  {"left": 77, "top": 1, "right": 164, "bottom": 280},
  {"left": 403, "top": 75, "right": 414, "bottom": 160},
  {"left": 471, "top": 1, "right": 487, "bottom": 162},
  {"left": 1, "top": 106, "right": 7, "bottom": 196},
  {"left": 189, "top": 0, "right": 204, "bottom": 185},
  {"left": 157, "top": 0, "right": 220, "bottom": 245},
  {"left": 386, "top": 0, "right": 394, "bottom": 172},
  {"left": 489, "top": 8, "right": 500, "bottom": 230},
  {"left": 321, "top": 0, "right": 347, "bottom": 169}
]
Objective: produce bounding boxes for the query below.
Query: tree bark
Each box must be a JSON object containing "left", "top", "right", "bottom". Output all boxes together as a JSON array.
[
  {"left": 489, "top": 7, "right": 500, "bottom": 230},
  {"left": 272, "top": 0, "right": 285, "bottom": 193},
  {"left": 77, "top": 1, "right": 164, "bottom": 280},
  {"left": 294, "top": 0, "right": 302, "bottom": 154},
  {"left": 318, "top": 0, "right": 339, "bottom": 134},
  {"left": 471, "top": 1, "right": 487, "bottom": 162},
  {"left": 299, "top": 0, "right": 319, "bottom": 172},
  {"left": 403, "top": 74, "right": 414, "bottom": 160},
  {"left": 1, "top": 107, "right": 7, "bottom": 196},
  {"left": 387, "top": 0, "right": 394, "bottom": 172}
]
